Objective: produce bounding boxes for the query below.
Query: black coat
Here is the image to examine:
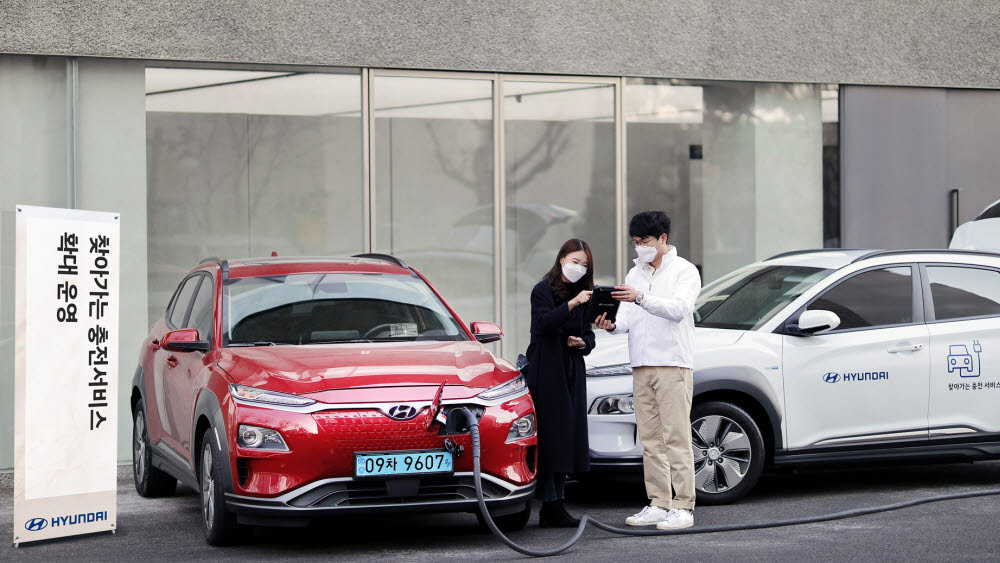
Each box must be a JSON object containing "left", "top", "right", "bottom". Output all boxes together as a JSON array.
[{"left": 523, "top": 280, "right": 595, "bottom": 475}]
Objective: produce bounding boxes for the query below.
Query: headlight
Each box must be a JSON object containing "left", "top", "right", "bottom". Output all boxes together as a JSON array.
[
  {"left": 507, "top": 414, "right": 536, "bottom": 442},
  {"left": 589, "top": 394, "right": 635, "bottom": 415},
  {"left": 478, "top": 375, "right": 527, "bottom": 400},
  {"left": 586, "top": 364, "right": 633, "bottom": 377},
  {"left": 237, "top": 424, "right": 289, "bottom": 451},
  {"left": 229, "top": 384, "right": 316, "bottom": 407}
]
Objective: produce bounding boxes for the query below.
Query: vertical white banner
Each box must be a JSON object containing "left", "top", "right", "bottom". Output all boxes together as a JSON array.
[{"left": 14, "top": 205, "right": 120, "bottom": 546}]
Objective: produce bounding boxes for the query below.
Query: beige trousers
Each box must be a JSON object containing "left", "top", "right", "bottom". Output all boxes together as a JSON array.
[{"left": 633, "top": 365, "right": 695, "bottom": 510}]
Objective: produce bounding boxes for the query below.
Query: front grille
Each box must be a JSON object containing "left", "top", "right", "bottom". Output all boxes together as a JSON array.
[
  {"left": 287, "top": 475, "right": 511, "bottom": 508},
  {"left": 312, "top": 408, "right": 474, "bottom": 474}
]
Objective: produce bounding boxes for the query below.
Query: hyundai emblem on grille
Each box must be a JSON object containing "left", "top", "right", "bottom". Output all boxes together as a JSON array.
[{"left": 387, "top": 404, "right": 418, "bottom": 420}]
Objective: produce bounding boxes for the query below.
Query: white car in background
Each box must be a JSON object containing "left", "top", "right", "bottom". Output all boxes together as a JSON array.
[
  {"left": 584, "top": 248, "right": 1000, "bottom": 504},
  {"left": 950, "top": 199, "right": 1000, "bottom": 251}
]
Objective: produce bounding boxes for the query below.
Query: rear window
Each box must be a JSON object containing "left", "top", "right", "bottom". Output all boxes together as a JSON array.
[{"left": 926, "top": 266, "right": 1000, "bottom": 321}]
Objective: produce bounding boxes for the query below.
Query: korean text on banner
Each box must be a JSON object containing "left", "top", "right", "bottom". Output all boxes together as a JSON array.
[{"left": 13, "top": 205, "right": 120, "bottom": 546}]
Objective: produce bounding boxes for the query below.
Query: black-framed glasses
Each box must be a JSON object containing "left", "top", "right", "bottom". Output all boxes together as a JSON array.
[{"left": 630, "top": 237, "right": 658, "bottom": 248}]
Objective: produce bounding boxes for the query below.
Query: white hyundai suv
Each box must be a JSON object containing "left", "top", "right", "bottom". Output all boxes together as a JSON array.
[{"left": 585, "top": 249, "right": 1000, "bottom": 504}]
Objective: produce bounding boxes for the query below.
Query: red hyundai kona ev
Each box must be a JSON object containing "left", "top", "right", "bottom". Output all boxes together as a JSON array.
[{"left": 130, "top": 254, "right": 537, "bottom": 545}]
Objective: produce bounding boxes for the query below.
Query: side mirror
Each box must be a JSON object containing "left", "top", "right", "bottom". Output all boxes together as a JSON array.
[
  {"left": 162, "top": 328, "right": 211, "bottom": 352},
  {"left": 470, "top": 321, "right": 503, "bottom": 343},
  {"left": 789, "top": 310, "right": 841, "bottom": 336}
]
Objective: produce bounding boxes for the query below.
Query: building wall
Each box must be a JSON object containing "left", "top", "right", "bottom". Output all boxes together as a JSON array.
[{"left": 3, "top": 1, "right": 1000, "bottom": 88}]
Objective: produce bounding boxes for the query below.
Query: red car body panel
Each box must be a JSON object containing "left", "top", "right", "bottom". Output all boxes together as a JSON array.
[{"left": 133, "top": 256, "right": 536, "bottom": 522}]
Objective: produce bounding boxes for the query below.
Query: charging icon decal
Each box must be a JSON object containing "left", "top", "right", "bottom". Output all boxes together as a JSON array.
[{"left": 947, "top": 340, "right": 983, "bottom": 378}]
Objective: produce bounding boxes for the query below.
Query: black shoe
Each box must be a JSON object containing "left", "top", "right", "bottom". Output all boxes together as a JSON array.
[{"left": 538, "top": 500, "right": 581, "bottom": 528}]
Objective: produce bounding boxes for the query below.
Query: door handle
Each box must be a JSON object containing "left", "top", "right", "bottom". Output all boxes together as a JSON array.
[
  {"left": 166, "top": 355, "right": 178, "bottom": 368},
  {"left": 888, "top": 344, "right": 923, "bottom": 353},
  {"left": 150, "top": 339, "right": 160, "bottom": 351}
]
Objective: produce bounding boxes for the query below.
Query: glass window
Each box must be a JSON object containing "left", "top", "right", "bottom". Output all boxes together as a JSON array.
[
  {"left": 187, "top": 276, "right": 215, "bottom": 342},
  {"left": 976, "top": 200, "right": 1000, "bottom": 220},
  {"left": 504, "top": 80, "right": 616, "bottom": 360},
  {"left": 696, "top": 266, "right": 833, "bottom": 330},
  {"left": 372, "top": 75, "right": 495, "bottom": 328},
  {"left": 626, "top": 79, "right": 837, "bottom": 283},
  {"left": 224, "top": 273, "right": 466, "bottom": 345},
  {"left": 808, "top": 267, "right": 913, "bottom": 330},
  {"left": 927, "top": 266, "right": 1000, "bottom": 320},
  {"left": 145, "top": 68, "right": 363, "bottom": 324},
  {"left": 168, "top": 276, "right": 201, "bottom": 328}
]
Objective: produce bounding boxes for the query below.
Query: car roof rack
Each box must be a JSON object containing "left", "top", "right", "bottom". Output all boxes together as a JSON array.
[
  {"left": 851, "top": 248, "right": 1000, "bottom": 264},
  {"left": 200, "top": 257, "right": 230, "bottom": 281},
  {"left": 352, "top": 253, "right": 409, "bottom": 269},
  {"left": 765, "top": 248, "right": 867, "bottom": 261}
]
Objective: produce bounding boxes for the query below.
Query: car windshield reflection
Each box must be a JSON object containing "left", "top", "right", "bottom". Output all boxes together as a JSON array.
[
  {"left": 223, "top": 273, "right": 467, "bottom": 345},
  {"left": 695, "top": 265, "right": 833, "bottom": 330}
]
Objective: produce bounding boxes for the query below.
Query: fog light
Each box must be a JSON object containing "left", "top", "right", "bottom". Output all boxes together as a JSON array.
[
  {"left": 507, "top": 414, "right": 536, "bottom": 442},
  {"left": 237, "top": 424, "right": 289, "bottom": 451}
]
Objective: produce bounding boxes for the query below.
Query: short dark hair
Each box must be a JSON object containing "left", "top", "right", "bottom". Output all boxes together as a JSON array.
[{"left": 629, "top": 211, "right": 671, "bottom": 240}]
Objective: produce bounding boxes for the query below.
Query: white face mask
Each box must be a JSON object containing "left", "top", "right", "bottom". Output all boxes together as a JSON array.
[
  {"left": 561, "top": 262, "right": 587, "bottom": 284},
  {"left": 634, "top": 239, "right": 663, "bottom": 263}
]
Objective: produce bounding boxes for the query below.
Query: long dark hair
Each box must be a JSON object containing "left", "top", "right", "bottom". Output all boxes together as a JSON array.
[{"left": 542, "top": 238, "right": 595, "bottom": 302}]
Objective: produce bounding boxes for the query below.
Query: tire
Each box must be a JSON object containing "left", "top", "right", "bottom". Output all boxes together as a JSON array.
[
  {"left": 200, "top": 428, "right": 242, "bottom": 546},
  {"left": 477, "top": 501, "right": 532, "bottom": 532},
  {"left": 690, "top": 401, "right": 766, "bottom": 505},
  {"left": 132, "top": 399, "right": 177, "bottom": 498}
]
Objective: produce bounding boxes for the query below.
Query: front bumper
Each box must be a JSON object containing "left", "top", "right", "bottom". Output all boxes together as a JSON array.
[{"left": 225, "top": 472, "right": 534, "bottom": 525}]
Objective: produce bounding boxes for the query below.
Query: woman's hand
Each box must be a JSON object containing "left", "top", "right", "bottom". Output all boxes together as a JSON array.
[
  {"left": 594, "top": 312, "right": 616, "bottom": 332},
  {"left": 567, "top": 336, "right": 586, "bottom": 349},
  {"left": 568, "top": 290, "right": 593, "bottom": 310}
]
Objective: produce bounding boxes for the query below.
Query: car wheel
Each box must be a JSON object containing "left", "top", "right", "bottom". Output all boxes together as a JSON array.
[
  {"left": 690, "top": 401, "right": 765, "bottom": 505},
  {"left": 201, "top": 428, "right": 241, "bottom": 546},
  {"left": 476, "top": 501, "right": 532, "bottom": 532},
  {"left": 132, "top": 399, "right": 177, "bottom": 497}
]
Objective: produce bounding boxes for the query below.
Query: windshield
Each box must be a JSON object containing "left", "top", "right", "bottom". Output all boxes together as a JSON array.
[
  {"left": 695, "top": 265, "right": 833, "bottom": 330},
  {"left": 223, "top": 273, "right": 467, "bottom": 345}
]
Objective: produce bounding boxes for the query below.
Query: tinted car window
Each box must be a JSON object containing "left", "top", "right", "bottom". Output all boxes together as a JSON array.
[
  {"left": 809, "top": 266, "right": 913, "bottom": 330},
  {"left": 168, "top": 276, "right": 200, "bottom": 328},
  {"left": 927, "top": 266, "right": 1000, "bottom": 320},
  {"left": 187, "top": 276, "right": 214, "bottom": 343},
  {"left": 975, "top": 200, "right": 1000, "bottom": 220}
]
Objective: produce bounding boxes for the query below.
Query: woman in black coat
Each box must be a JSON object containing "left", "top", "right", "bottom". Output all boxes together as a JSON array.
[{"left": 524, "top": 238, "right": 596, "bottom": 527}]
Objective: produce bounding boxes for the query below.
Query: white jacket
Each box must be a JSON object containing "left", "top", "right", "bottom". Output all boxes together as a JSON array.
[{"left": 611, "top": 246, "right": 701, "bottom": 369}]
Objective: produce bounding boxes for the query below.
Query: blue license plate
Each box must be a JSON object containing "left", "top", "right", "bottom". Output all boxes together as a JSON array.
[{"left": 355, "top": 451, "right": 454, "bottom": 477}]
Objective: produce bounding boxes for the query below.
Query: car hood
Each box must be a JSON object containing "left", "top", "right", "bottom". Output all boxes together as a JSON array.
[
  {"left": 585, "top": 327, "right": 746, "bottom": 370},
  {"left": 217, "top": 340, "right": 514, "bottom": 398}
]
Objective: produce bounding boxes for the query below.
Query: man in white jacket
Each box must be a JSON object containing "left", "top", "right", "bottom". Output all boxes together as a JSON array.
[{"left": 595, "top": 211, "right": 701, "bottom": 530}]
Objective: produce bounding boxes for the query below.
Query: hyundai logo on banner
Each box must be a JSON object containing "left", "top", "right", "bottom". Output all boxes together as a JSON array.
[
  {"left": 823, "top": 372, "right": 841, "bottom": 383},
  {"left": 24, "top": 517, "right": 48, "bottom": 531}
]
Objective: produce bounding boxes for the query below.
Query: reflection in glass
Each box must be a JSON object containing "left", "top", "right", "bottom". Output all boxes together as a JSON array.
[
  {"left": 504, "top": 81, "right": 616, "bottom": 360},
  {"left": 373, "top": 75, "right": 495, "bottom": 327},
  {"left": 145, "top": 68, "right": 363, "bottom": 323}
]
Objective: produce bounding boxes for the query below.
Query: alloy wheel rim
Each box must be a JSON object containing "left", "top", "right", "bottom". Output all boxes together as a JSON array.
[
  {"left": 133, "top": 413, "right": 146, "bottom": 482},
  {"left": 691, "top": 415, "right": 752, "bottom": 494},
  {"left": 202, "top": 443, "right": 215, "bottom": 531}
]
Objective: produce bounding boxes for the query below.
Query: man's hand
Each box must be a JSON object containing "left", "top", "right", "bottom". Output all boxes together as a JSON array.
[
  {"left": 611, "top": 284, "right": 638, "bottom": 303},
  {"left": 567, "top": 336, "right": 586, "bottom": 349},
  {"left": 594, "top": 312, "right": 616, "bottom": 332}
]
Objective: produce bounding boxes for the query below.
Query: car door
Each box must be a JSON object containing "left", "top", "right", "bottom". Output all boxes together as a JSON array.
[
  {"left": 782, "top": 264, "right": 930, "bottom": 450},
  {"left": 922, "top": 263, "right": 1000, "bottom": 436},
  {"left": 150, "top": 274, "right": 201, "bottom": 451},
  {"left": 164, "top": 272, "right": 215, "bottom": 464}
]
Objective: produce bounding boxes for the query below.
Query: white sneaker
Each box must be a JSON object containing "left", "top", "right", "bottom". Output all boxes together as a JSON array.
[
  {"left": 625, "top": 505, "right": 671, "bottom": 526},
  {"left": 655, "top": 508, "right": 694, "bottom": 530}
]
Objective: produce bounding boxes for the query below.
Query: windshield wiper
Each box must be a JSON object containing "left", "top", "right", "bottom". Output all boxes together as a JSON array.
[
  {"left": 228, "top": 341, "right": 280, "bottom": 347},
  {"left": 303, "top": 339, "right": 375, "bottom": 344}
]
